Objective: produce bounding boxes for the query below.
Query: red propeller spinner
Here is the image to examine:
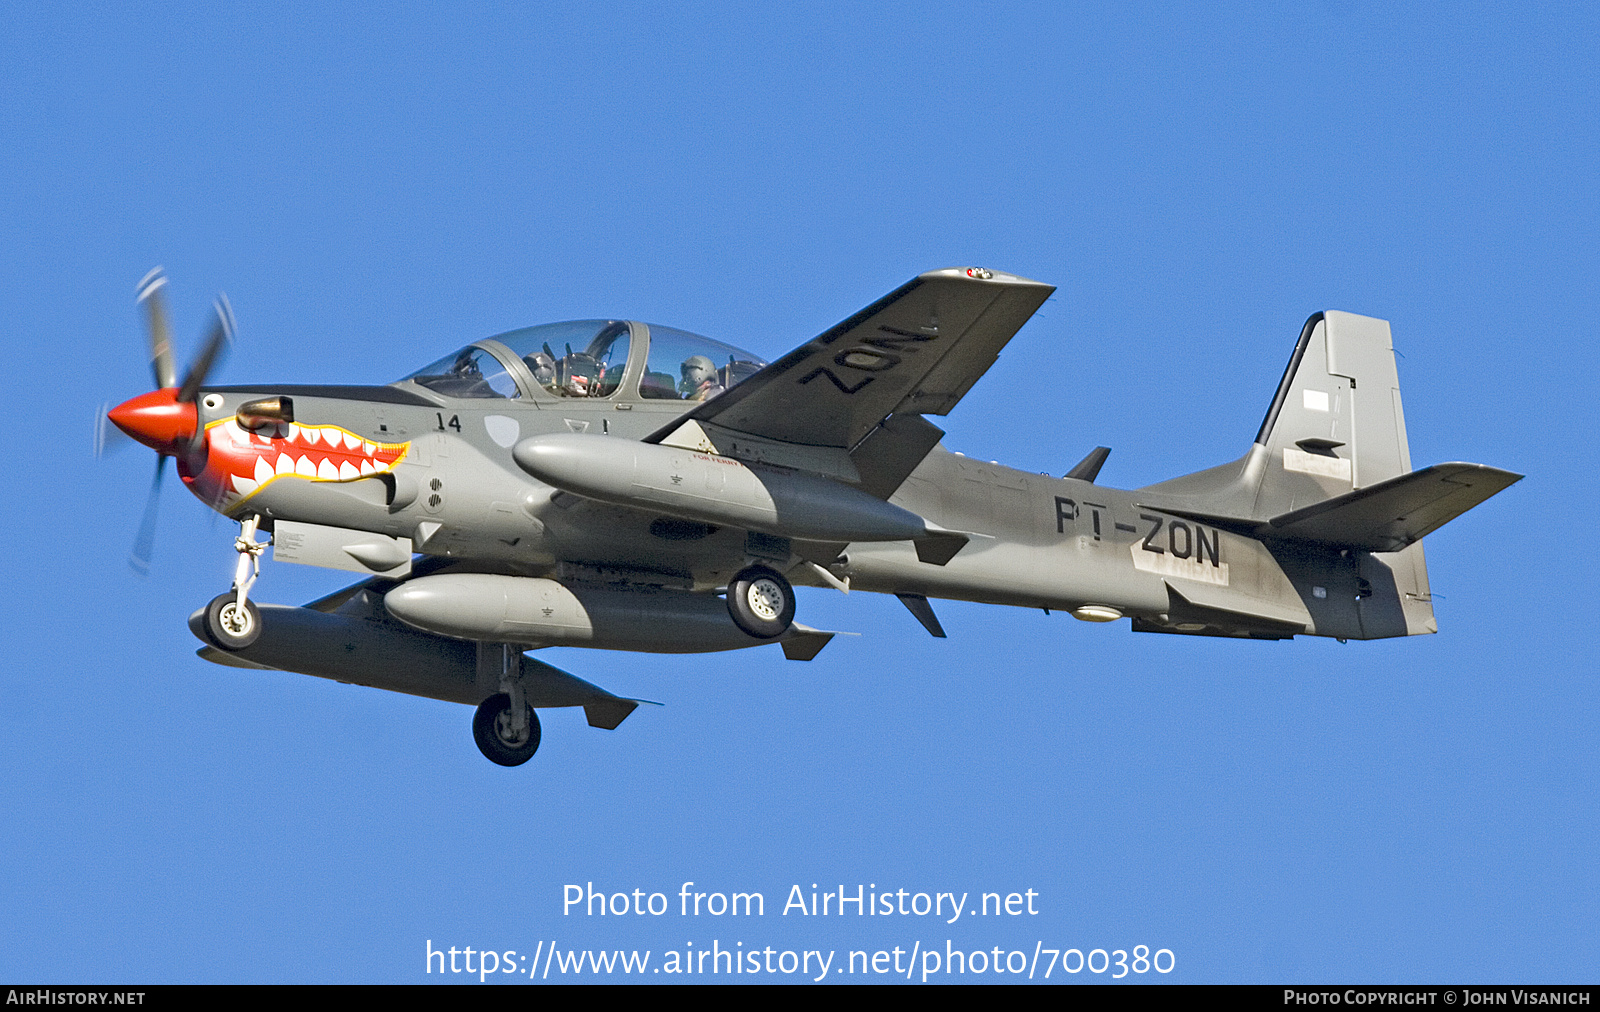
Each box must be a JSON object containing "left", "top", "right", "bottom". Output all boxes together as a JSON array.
[{"left": 107, "top": 387, "right": 198, "bottom": 455}]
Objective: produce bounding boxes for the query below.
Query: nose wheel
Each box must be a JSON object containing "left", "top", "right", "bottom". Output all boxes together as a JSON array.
[
  {"left": 726, "top": 565, "right": 795, "bottom": 639},
  {"left": 203, "top": 592, "right": 261, "bottom": 650}
]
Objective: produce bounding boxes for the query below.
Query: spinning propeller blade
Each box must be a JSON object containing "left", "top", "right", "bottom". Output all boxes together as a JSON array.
[
  {"left": 137, "top": 267, "right": 177, "bottom": 391},
  {"left": 176, "top": 295, "right": 233, "bottom": 404},
  {"left": 93, "top": 402, "right": 133, "bottom": 458},
  {"left": 129, "top": 454, "right": 168, "bottom": 576}
]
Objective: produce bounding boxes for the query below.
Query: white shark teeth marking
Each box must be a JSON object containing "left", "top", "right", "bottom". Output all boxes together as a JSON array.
[
  {"left": 359, "top": 460, "right": 376, "bottom": 476},
  {"left": 295, "top": 456, "right": 317, "bottom": 477},
  {"left": 315, "top": 458, "right": 338, "bottom": 480},
  {"left": 232, "top": 475, "right": 259, "bottom": 496},
  {"left": 286, "top": 424, "right": 300, "bottom": 441},
  {"left": 303, "top": 426, "right": 322, "bottom": 446},
  {"left": 255, "top": 457, "right": 276, "bottom": 484},
  {"left": 363, "top": 441, "right": 376, "bottom": 455},
  {"left": 339, "top": 460, "right": 360, "bottom": 480},
  {"left": 343, "top": 431, "right": 361, "bottom": 450},
  {"left": 275, "top": 454, "right": 295, "bottom": 476}
]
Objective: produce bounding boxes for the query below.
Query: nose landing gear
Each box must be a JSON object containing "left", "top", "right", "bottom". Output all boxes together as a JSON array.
[{"left": 201, "top": 515, "right": 268, "bottom": 651}]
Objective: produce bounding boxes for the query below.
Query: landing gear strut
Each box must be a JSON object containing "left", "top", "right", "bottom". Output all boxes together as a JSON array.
[
  {"left": 472, "top": 643, "right": 541, "bottom": 766},
  {"left": 726, "top": 565, "right": 795, "bottom": 639},
  {"left": 203, "top": 514, "right": 268, "bottom": 651}
]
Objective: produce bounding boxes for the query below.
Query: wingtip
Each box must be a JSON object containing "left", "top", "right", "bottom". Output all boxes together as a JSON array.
[
  {"left": 1434, "top": 462, "right": 1525, "bottom": 483},
  {"left": 919, "top": 266, "right": 1053, "bottom": 289}
]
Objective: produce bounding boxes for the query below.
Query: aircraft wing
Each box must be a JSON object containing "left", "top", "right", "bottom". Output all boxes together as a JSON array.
[
  {"left": 644, "top": 268, "right": 1054, "bottom": 482},
  {"left": 301, "top": 577, "right": 383, "bottom": 613}
]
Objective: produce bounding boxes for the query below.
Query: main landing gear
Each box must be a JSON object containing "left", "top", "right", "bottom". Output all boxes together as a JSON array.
[
  {"left": 726, "top": 564, "right": 795, "bottom": 639},
  {"left": 473, "top": 693, "right": 542, "bottom": 766},
  {"left": 473, "top": 643, "right": 541, "bottom": 766},
  {"left": 202, "top": 515, "right": 268, "bottom": 651}
]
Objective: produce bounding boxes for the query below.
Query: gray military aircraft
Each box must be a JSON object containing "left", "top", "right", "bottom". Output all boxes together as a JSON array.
[{"left": 106, "top": 266, "right": 1520, "bottom": 765}]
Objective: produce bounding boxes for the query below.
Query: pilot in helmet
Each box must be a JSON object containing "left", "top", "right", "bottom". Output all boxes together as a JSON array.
[
  {"left": 679, "top": 355, "right": 725, "bottom": 401},
  {"left": 525, "top": 351, "right": 557, "bottom": 390}
]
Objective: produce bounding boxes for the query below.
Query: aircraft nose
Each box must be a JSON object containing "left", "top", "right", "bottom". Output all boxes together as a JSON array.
[{"left": 107, "top": 388, "right": 197, "bottom": 454}]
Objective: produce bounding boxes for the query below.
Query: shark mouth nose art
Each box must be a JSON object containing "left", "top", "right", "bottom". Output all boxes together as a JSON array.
[{"left": 186, "top": 418, "right": 410, "bottom": 512}]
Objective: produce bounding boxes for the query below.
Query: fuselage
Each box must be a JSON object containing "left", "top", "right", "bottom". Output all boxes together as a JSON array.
[{"left": 183, "top": 376, "right": 1416, "bottom": 643}]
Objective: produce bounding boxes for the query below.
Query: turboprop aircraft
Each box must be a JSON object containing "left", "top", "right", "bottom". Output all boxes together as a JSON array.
[{"left": 105, "top": 266, "right": 1520, "bottom": 766}]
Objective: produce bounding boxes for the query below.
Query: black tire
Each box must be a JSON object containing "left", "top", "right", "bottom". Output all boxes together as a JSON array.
[
  {"left": 204, "top": 592, "right": 261, "bottom": 650},
  {"left": 726, "top": 565, "right": 795, "bottom": 639},
  {"left": 473, "top": 693, "right": 541, "bottom": 767}
]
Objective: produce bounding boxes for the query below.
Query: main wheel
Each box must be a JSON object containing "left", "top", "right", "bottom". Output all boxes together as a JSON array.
[
  {"left": 726, "top": 565, "right": 795, "bottom": 639},
  {"left": 204, "top": 592, "right": 261, "bottom": 650},
  {"left": 473, "top": 693, "right": 541, "bottom": 767}
]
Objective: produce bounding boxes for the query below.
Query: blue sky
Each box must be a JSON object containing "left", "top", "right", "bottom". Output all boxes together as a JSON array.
[{"left": 2, "top": 3, "right": 1594, "bottom": 983}]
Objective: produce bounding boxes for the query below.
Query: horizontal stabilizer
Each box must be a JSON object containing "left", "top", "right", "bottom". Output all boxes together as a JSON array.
[{"left": 1266, "top": 462, "right": 1522, "bottom": 551}]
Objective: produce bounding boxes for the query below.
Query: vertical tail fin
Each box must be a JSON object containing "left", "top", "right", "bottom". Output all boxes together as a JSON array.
[
  {"left": 1142, "top": 310, "right": 1414, "bottom": 516},
  {"left": 1141, "top": 311, "right": 1437, "bottom": 637},
  {"left": 1252, "top": 310, "right": 1414, "bottom": 513}
]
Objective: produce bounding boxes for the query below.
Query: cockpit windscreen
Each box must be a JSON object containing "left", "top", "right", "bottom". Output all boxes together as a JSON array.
[{"left": 403, "top": 346, "right": 521, "bottom": 399}]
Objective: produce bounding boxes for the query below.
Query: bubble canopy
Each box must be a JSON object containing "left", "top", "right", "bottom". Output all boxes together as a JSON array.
[{"left": 401, "top": 320, "right": 767, "bottom": 401}]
